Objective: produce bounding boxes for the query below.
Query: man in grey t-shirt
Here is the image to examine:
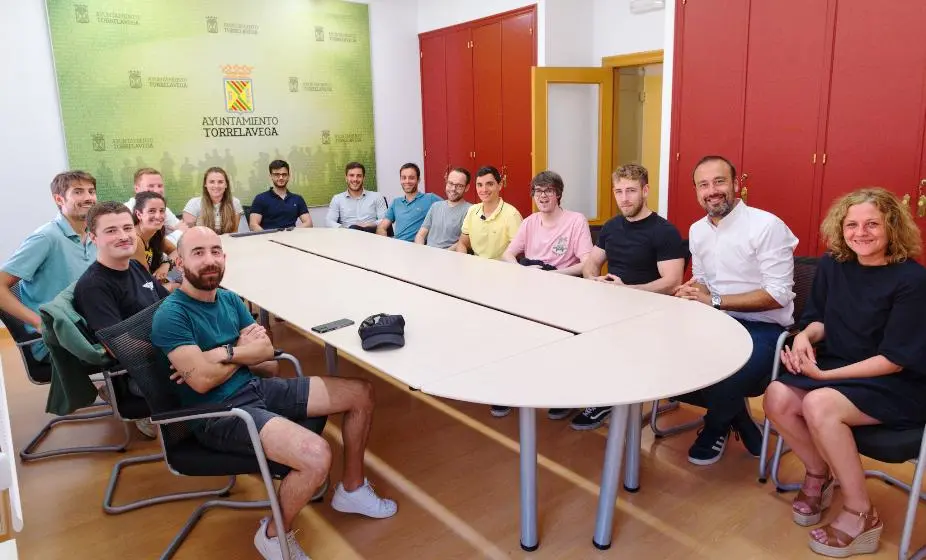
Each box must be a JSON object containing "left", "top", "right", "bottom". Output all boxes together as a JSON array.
[{"left": 414, "top": 167, "right": 472, "bottom": 249}]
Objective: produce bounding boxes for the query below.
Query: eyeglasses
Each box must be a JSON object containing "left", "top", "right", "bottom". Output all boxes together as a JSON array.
[
  {"left": 271, "top": 172, "right": 289, "bottom": 178},
  {"left": 531, "top": 187, "right": 557, "bottom": 197},
  {"left": 446, "top": 181, "right": 467, "bottom": 190}
]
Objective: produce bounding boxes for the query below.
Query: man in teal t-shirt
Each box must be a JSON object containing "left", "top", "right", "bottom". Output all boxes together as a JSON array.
[
  {"left": 150, "top": 226, "right": 396, "bottom": 560},
  {"left": 375, "top": 163, "right": 441, "bottom": 241}
]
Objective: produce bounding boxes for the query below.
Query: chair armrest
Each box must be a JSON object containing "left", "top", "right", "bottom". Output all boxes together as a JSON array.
[
  {"left": 273, "top": 350, "right": 304, "bottom": 377},
  {"left": 273, "top": 349, "right": 283, "bottom": 358},
  {"left": 151, "top": 402, "right": 233, "bottom": 423},
  {"left": 15, "top": 335, "right": 42, "bottom": 349}
]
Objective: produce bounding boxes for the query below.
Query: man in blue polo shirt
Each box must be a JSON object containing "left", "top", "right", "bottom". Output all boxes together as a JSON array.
[
  {"left": 376, "top": 163, "right": 441, "bottom": 241},
  {"left": 0, "top": 170, "right": 98, "bottom": 360},
  {"left": 248, "top": 160, "right": 313, "bottom": 231}
]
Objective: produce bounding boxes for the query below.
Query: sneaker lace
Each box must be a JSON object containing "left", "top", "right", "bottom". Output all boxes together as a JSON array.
[
  {"left": 284, "top": 529, "right": 308, "bottom": 560},
  {"left": 582, "top": 407, "right": 597, "bottom": 416}
]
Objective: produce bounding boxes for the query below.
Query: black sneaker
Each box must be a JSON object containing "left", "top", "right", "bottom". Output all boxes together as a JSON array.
[
  {"left": 547, "top": 408, "right": 574, "bottom": 420},
  {"left": 490, "top": 405, "right": 511, "bottom": 418},
  {"left": 688, "top": 427, "right": 729, "bottom": 465},
  {"left": 570, "top": 407, "right": 611, "bottom": 430},
  {"left": 732, "top": 410, "right": 763, "bottom": 458}
]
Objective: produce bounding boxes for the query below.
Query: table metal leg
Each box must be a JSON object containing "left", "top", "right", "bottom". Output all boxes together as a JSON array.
[
  {"left": 519, "top": 407, "right": 538, "bottom": 551},
  {"left": 593, "top": 404, "right": 631, "bottom": 550},
  {"left": 325, "top": 343, "right": 339, "bottom": 376},
  {"left": 623, "top": 402, "right": 641, "bottom": 493}
]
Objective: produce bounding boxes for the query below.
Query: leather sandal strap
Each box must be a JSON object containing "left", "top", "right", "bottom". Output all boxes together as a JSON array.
[
  {"left": 820, "top": 524, "right": 852, "bottom": 547},
  {"left": 842, "top": 505, "right": 880, "bottom": 529},
  {"left": 794, "top": 489, "right": 822, "bottom": 511}
]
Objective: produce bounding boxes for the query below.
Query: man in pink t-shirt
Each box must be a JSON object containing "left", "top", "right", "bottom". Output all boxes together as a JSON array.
[{"left": 501, "top": 170, "right": 593, "bottom": 276}]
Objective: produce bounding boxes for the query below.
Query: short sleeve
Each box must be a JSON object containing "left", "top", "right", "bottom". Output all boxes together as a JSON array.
[
  {"left": 2, "top": 230, "right": 53, "bottom": 282},
  {"left": 421, "top": 205, "right": 435, "bottom": 230},
  {"left": 250, "top": 193, "right": 267, "bottom": 215},
  {"left": 165, "top": 208, "right": 181, "bottom": 228},
  {"left": 596, "top": 220, "right": 612, "bottom": 250},
  {"left": 295, "top": 195, "right": 309, "bottom": 216},
  {"left": 878, "top": 268, "right": 926, "bottom": 370},
  {"left": 233, "top": 198, "right": 244, "bottom": 215},
  {"left": 507, "top": 219, "right": 528, "bottom": 257},
  {"left": 654, "top": 222, "right": 687, "bottom": 262},
  {"left": 385, "top": 202, "right": 396, "bottom": 222},
  {"left": 505, "top": 208, "right": 523, "bottom": 241},
  {"left": 797, "top": 254, "right": 830, "bottom": 328},
  {"left": 183, "top": 197, "right": 200, "bottom": 217},
  {"left": 375, "top": 196, "right": 387, "bottom": 220},
  {"left": 151, "top": 301, "right": 196, "bottom": 355},
  {"left": 461, "top": 206, "right": 476, "bottom": 235},
  {"left": 573, "top": 216, "right": 594, "bottom": 257}
]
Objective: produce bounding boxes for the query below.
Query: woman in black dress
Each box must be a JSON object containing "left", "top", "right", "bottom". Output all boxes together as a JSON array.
[{"left": 764, "top": 187, "right": 926, "bottom": 558}]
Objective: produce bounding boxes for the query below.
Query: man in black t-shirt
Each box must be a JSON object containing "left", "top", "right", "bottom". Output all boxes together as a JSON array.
[
  {"left": 74, "top": 201, "right": 167, "bottom": 439},
  {"left": 568, "top": 163, "right": 688, "bottom": 430},
  {"left": 75, "top": 202, "right": 168, "bottom": 335}
]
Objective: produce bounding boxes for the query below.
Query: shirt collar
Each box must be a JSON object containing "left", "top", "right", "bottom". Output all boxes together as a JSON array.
[
  {"left": 343, "top": 189, "right": 368, "bottom": 199},
  {"left": 711, "top": 199, "right": 746, "bottom": 229},
  {"left": 54, "top": 212, "right": 82, "bottom": 240},
  {"left": 398, "top": 192, "right": 424, "bottom": 205},
  {"left": 479, "top": 198, "right": 506, "bottom": 221},
  {"left": 268, "top": 187, "right": 290, "bottom": 200}
]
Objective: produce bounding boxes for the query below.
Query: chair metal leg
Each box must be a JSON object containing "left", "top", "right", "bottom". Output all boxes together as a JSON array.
[
  {"left": 20, "top": 409, "right": 130, "bottom": 461},
  {"left": 160, "top": 497, "right": 276, "bottom": 560},
  {"left": 104, "top": 452, "right": 236, "bottom": 514},
  {"left": 758, "top": 418, "right": 774, "bottom": 483},
  {"left": 648, "top": 399, "right": 702, "bottom": 439},
  {"left": 769, "top": 435, "right": 800, "bottom": 492},
  {"left": 624, "top": 402, "right": 642, "bottom": 493}
]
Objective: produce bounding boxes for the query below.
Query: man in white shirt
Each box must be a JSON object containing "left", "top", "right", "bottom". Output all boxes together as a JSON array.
[
  {"left": 673, "top": 155, "right": 797, "bottom": 466},
  {"left": 124, "top": 168, "right": 187, "bottom": 245},
  {"left": 325, "top": 162, "right": 386, "bottom": 231}
]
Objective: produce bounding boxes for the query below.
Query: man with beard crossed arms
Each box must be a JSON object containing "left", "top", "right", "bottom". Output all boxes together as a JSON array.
[{"left": 151, "top": 227, "right": 397, "bottom": 560}]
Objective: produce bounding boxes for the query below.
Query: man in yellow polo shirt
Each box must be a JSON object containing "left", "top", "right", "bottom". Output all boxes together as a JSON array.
[{"left": 455, "top": 166, "right": 523, "bottom": 259}]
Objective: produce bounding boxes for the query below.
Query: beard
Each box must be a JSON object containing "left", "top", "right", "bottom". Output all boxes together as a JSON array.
[
  {"left": 621, "top": 200, "right": 646, "bottom": 219},
  {"left": 703, "top": 194, "right": 735, "bottom": 218},
  {"left": 183, "top": 264, "right": 224, "bottom": 290}
]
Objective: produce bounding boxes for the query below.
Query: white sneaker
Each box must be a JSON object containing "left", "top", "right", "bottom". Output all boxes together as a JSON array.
[
  {"left": 253, "top": 517, "right": 310, "bottom": 560},
  {"left": 134, "top": 418, "right": 157, "bottom": 439},
  {"left": 330, "top": 478, "right": 397, "bottom": 519}
]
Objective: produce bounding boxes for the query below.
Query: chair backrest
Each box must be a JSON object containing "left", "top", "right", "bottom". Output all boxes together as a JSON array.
[
  {"left": 0, "top": 283, "right": 51, "bottom": 383},
  {"left": 242, "top": 204, "right": 252, "bottom": 224},
  {"left": 792, "top": 256, "right": 819, "bottom": 326}
]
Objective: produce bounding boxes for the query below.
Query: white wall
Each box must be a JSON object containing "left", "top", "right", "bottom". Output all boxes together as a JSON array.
[
  {"left": 592, "top": 0, "right": 666, "bottom": 61},
  {"left": 0, "top": 0, "right": 421, "bottom": 262}
]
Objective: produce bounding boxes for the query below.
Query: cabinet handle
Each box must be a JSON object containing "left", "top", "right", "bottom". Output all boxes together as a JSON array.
[
  {"left": 918, "top": 195, "right": 926, "bottom": 218},
  {"left": 902, "top": 194, "right": 911, "bottom": 208}
]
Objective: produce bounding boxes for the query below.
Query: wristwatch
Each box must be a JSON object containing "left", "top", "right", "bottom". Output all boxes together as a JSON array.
[
  {"left": 711, "top": 293, "right": 722, "bottom": 310},
  {"left": 223, "top": 343, "right": 235, "bottom": 363}
]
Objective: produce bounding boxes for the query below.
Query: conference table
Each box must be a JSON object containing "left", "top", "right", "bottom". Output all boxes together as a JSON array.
[{"left": 219, "top": 228, "right": 752, "bottom": 551}]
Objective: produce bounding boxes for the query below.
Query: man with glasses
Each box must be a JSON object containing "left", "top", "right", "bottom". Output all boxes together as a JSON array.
[
  {"left": 376, "top": 163, "right": 441, "bottom": 241},
  {"left": 501, "top": 170, "right": 593, "bottom": 275},
  {"left": 673, "top": 155, "right": 797, "bottom": 466},
  {"left": 415, "top": 167, "right": 473, "bottom": 249},
  {"left": 249, "top": 160, "right": 313, "bottom": 231}
]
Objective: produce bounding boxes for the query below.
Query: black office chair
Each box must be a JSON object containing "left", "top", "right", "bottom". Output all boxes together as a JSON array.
[
  {"left": 97, "top": 302, "right": 327, "bottom": 560},
  {"left": 0, "top": 284, "right": 129, "bottom": 461}
]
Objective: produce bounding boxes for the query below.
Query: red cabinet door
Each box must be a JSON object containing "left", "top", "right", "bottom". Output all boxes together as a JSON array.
[
  {"left": 419, "top": 34, "right": 450, "bottom": 195},
  {"left": 740, "top": 0, "right": 831, "bottom": 256},
  {"left": 917, "top": 120, "right": 926, "bottom": 263},
  {"left": 668, "top": 0, "right": 749, "bottom": 236},
  {"left": 816, "top": 2, "right": 926, "bottom": 250},
  {"left": 472, "top": 22, "right": 504, "bottom": 204},
  {"left": 500, "top": 11, "right": 536, "bottom": 218},
  {"left": 445, "top": 28, "right": 475, "bottom": 183}
]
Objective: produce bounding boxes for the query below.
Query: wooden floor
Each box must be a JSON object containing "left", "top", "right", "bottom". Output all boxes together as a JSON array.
[{"left": 1, "top": 325, "right": 923, "bottom": 559}]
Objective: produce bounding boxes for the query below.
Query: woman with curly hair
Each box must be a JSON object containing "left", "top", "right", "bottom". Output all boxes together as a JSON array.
[
  {"left": 182, "top": 167, "right": 244, "bottom": 234},
  {"left": 764, "top": 187, "right": 926, "bottom": 557}
]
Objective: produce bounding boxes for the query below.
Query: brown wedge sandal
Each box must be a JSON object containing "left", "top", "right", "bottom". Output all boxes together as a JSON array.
[
  {"left": 793, "top": 471, "right": 835, "bottom": 526},
  {"left": 808, "top": 505, "right": 882, "bottom": 558}
]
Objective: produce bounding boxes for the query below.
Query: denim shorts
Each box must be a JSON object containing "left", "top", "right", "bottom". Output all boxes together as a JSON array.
[{"left": 194, "top": 376, "right": 311, "bottom": 455}]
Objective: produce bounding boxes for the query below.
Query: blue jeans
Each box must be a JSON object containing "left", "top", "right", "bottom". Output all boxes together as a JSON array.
[{"left": 676, "top": 318, "right": 784, "bottom": 432}]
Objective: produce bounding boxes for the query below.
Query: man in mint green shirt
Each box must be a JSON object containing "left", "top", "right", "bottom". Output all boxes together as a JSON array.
[
  {"left": 376, "top": 163, "right": 441, "bottom": 241},
  {"left": 0, "top": 171, "right": 98, "bottom": 360}
]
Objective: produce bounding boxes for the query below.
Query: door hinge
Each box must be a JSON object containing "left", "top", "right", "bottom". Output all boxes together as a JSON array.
[
  {"left": 423, "top": 150, "right": 427, "bottom": 157},
  {"left": 822, "top": 153, "right": 827, "bottom": 165},
  {"left": 420, "top": 51, "right": 423, "bottom": 59},
  {"left": 468, "top": 40, "right": 473, "bottom": 48},
  {"left": 529, "top": 26, "right": 533, "bottom": 36},
  {"left": 682, "top": 0, "right": 687, "bottom": 5},
  {"left": 676, "top": 152, "right": 680, "bottom": 161},
  {"left": 812, "top": 153, "right": 817, "bottom": 164}
]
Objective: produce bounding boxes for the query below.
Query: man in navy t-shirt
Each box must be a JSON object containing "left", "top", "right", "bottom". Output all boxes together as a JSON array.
[
  {"left": 248, "top": 160, "right": 313, "bottom": 231},
  {"left": 151, "top": 226, "right": 395, "bottom": 559}
]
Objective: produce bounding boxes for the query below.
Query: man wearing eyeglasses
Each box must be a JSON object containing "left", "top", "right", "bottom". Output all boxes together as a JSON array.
[
  {"left": 455, "top": 166, "right": 523, "bottom": 259},
  {"left": 249, "top": 160, "right": 313, "bottom": 231},
  {"left": 414, "top": 167, "right": 473, "bottom": 249},
  {"left": 501, "top": 170, "right": 593, "bottom": 276},
  {"left": 376, "top": 163, "right": 441, "bottom": 241}
]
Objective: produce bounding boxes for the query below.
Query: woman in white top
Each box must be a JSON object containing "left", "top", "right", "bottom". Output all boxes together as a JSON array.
[{"left": 182, "top": 167, "right": 244, "bottom": 234}]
